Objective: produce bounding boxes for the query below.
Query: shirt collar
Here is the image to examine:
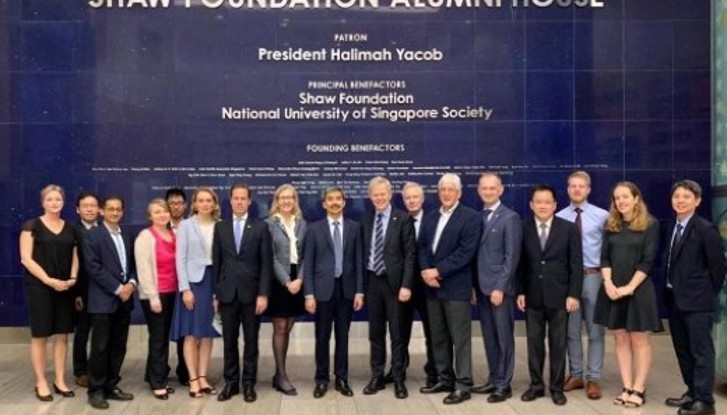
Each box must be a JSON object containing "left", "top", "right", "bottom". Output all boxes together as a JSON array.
[
  {"left": 327, "top": 216, "right": 343, "bottom": 226},
  {"left": 103, "top": 222, "right": 121, "bottom": 235},
  {"left": 233, "top": 213, "right": 248, "bottom": 222},
  {"left": 440, "top": 202, "right": 459, "bottom": 215},
  {"left": 536, "top": 216, "right": 554, "bottom": 228},
  {"left": 375, "top": 204, "right": 392, "bottom": 217},
  {"left": 484, "top": 201, "right": 501, "bottom": 212},
  {"left": 570, "top": 201, "right": 590, "bottom": 211}
]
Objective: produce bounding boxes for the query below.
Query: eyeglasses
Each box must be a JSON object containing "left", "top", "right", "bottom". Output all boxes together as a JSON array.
[
  {"left": 104, "top": 207, "right": 123, "bottom": 213},
  {"left": 168, "top": 201, "right": 186, "bottom": 206}
]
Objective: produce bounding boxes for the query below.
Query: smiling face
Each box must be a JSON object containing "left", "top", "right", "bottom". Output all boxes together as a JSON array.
[
  {"left": 148, "top": 202, "right": 171, "bottom": 228},
  {"left": 613, "top": 185, "right": 638, "bottom": 219},
  {"left": 477, "top": 175, "right": 503, "bottom": 207},
  {"left": 671, "top": 186, "right": 700, "bottom": 220},
  {"left": 77, "top": 196, "right": 99, "bottom": 224},
  {"left": 530, "top": 189, "right": 556, "bottom": 222},
  {"left": 369, "top": 182, "right": 392, "bottom": 212},
  {"left": 277, "top": 188, "right": 296, "bottom": 216},
  {"left": 101, "top": 199, "right": 124, "bottom": 227},
  {"left": 438, "top": 181, "right": 461, "bottom": 211},
  {"left": 567, "top": 176, "right": 590, "bottom": 205},
  {"left": 193, "top": 190, "right": 215, "bottom": 217},
  {"left": 230, "top": 187, "right": 251, "bottom": 217},
  {"left": 166, "top": 195, "right": 187, "bottom": 222},
  {"left": 323, "top": 189, "right": 345, "bottom": 219},
  {"left": 402, "top": 185, "right": 424, "bottom": 215}
]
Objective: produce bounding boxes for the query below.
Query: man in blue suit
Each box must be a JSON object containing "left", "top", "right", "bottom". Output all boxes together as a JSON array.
[
  {"left": 472, "top": 172, "right": 522, "bottom": 403},
  {"left": 83, "top": 196, "right": 136, "bottom": 410},
  {"left": 418, "top": 173, "right": 481, "bottom": 405},
  {"left": 663, "top": 180, "right": 726, "bottom": 415},
  {"left": 303, "top": 187, "right": 364, "bottom": 398}
]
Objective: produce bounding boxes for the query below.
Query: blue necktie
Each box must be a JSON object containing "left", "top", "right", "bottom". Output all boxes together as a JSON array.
[
  {"left": 333, "top": 221, "right": 342, "bottom": 278},
  {"left": 234, "top": 218, "right": 243, "bottom": 254},
  {"left": 372, "top": 213, "right": 385, "bottom": 276}
]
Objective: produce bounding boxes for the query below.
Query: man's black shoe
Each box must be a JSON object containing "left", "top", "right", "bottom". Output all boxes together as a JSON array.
[
  {"left": 425, "top": 376, "right": 438, "bottom": 388},
  {"left": 443, "top": 389, "right": 471, "bottom": 405},
  {"left": 420, "top": 382, "right": 454, "bottom": 394},
  {"left": 667, "top": 392, "right": 694, "bottom": 408},
  {"left": 88, "top": 394, "right": 109, "bottom": 409},
  {"left": 313, "top": 383, "right": 327, "bottom": 398},
  {"left": 488, "top": 388, "right": 512, "bottom": 403},
  {"left": 394, "top": 381, "right": 408, "bottom": 399},
  {"left": 217, "top": 383, "right": 239, "bottom": 401},
  {"left": 471, "top": 383, "right": 496, "bottom": 394},
  {"left": 520, "top": 387, "right": 545, "bottom": 402},
  {"left": 678, "top": 401, "right": 716, "bottom": 415},
  {"left": 242, "top": 386, "right": 256, "bottom": 403},
  {"left": 105, "top": 387, "right": 133, "bottom": 401},
  {"left": 551, "top": 391, "right": 567, "bottom": 406},
  {"left": 383, "top": 371, "right": 395, "bottom": 384},
  {"left": 363, "top": 378, "right": 385, "bottom": 395},
  {"left": 335, "top": 378, "right": 354, "bottom": 397}
]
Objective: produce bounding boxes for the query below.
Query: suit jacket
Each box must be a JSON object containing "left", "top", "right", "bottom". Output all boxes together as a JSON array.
[
  {"left": 518, "top": 216, "right": 583, "bottom": 309},
  {"left": 663, "top": 214, "right": 726, "bottom": 312},
  {"left": 73, "top": 222, "right": 93, "bottom": 300},
  {"left": 265, "top": 215, "right": 307, "bottom": 286},
  {"left": 83, "top": 224, "right": 137, "bottom": 314},
  {"left": 212, "top": 216, "right": 273, "bottom": 305},
  {"left": 177, "top": 216, "right": 214, "bottom": 292},
  {"left": 475, "top": 204, "right": 522, "bottom": 296},
  {"left": 303, "top": 217, "right": 363, "bottom": 302},
  {"left": 418, "top": 203, "right": 481, "bottom": 301},
  {"left": 361, "top": 207, "right": 417, "bottom": 293}
]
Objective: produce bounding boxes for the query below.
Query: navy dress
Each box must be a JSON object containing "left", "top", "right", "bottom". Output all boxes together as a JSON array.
[{"left": 170, "top": 267, "right": 220, "bottom": 340}]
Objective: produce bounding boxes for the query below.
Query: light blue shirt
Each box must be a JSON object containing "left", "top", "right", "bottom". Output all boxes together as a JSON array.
[
  {"left": 556, "top": 201, "right": 609, "bottom": 268},
  {"left": 368, "top": 204, "right": 392, "bottom": 271}
]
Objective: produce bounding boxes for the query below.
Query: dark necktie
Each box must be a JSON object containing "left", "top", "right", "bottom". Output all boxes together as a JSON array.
[
  {"left": 483, "top": 209, "right": 492, "bottom": 223},
  {"left": 372, "top": 213, "right": 385, "bottom": 275},
  {"left": 667, "top": 223, "right": 684, "bottom": 286},
  {"left": 333, "top": 221, "right": 342, "bottom": 278},
  {"left": 574, "top": 207, "right": 583, "bottom": 236}
]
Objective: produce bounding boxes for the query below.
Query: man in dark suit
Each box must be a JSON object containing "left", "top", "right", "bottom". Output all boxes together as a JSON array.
[
  {"left": 213, "top": 182, "right": 273, "bottom": 403},
  {"left": 73, "top": 191, "right": 100, "bottom": 388},
  {"left": 83, "top": 196, "right": 136, "bottom": 410},
  {"left": 472, "top": 173, "right": 522, "bottom": 403},
  {"left": 517, "top": 185, "right": 582, "bottom": 406},
  {"left": 361, "top": 176, "right": 416, "bottom": 399},
  {"left": 663, "top": 180, "right": 726, "bottom": 415},
  {"left": 396, "top": 181, "right": 438, "bottom": 388},
  {"left": 303, "top": 186, "right": 364, "bottom": 398},
  {"left": 418, "top": 173, "right": 481, "bottom": 405}
]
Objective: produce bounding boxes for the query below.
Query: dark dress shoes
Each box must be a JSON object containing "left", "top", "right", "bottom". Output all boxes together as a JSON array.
[
  {"left": 335, "top": 378, "right": 354, "bottom": 397},
  {"left": 34, "top": 387, "right": 53, "bottom": 402},
  {"left": 678, "top": 401, "right": 716, "bottom": 415},
  {"left": 667, "top": 392, "right": 695, "bottom": 408},
  {"left": 88, "top": 394, "right": 109, "bottom": 409},
  {"left": 106, "top": 387, "right": 134, "bottom": 401},
  {"left": 313, "top": 383, "right": 328, "bottom": 398},
  {"left": 383, "top": 371, "right": 395, "bottom": 384},
  {"left": 217, "top": 383, "right": 240, "bottom": 401},
  {"left": 242, "top": 386, "right": 257, "bottom": 403},
  {"left": 443, "top": 389, "right": 471, "bottom": 405},
  {"left": 425, "top": 376, "right": 438, "bottom": 388},
  {"left": 363, "top": 378, "right": 386, "bottom": 395},
  {"left": 471, "top": 383, "right": 496, "bottom": 394},
  {"left": 487, "top": 388, "right": 512, "bottom": 403},
  {"left": 520, "top": 386, "right": 545, "bottom": 402},
  {"left": 552, "top": 391, "right": 568, "bottom": 406},
  {"left": 394, "top": 381, "right": 408, "bottom": 399},
  {"left": 420, "top": 382, "right": 454, "bottom": 394},
  {"left": 53, "top": 384, "right": 75, "bottom": 397}
]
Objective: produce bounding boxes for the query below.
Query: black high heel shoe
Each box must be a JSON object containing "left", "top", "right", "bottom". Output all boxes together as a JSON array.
[
  {"left": 188, "top": 378, "right": 203, "bottom": 398},
  {"left": 153, "top": 388, "right": 169, "bottom": 400},
  {"left": 198, "top": 376, "right": 218, "bottom": 395},
  {"left": 53, "top": 384, "right": 75, "bottom": 398},
  {"left": 272, "top": 376, "right": 298, "bottom": 396},
  {"left": 35, "top": 387, "right": 53, "bottom": 402}
]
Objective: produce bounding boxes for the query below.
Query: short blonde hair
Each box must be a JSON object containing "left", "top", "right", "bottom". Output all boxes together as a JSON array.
[
  {"left": 268, "top": 184, "right": 302, "bottom": 219},
  {"left": 146, "top": 198, "right": 169, "bottom": 221},
  {"left": 368, "top": 176, "right": 392, "bottom": 195},
  {"left": 191, "top": 187, "right": 221, "bottom": 220},
  {"left": 568, "top": 170, "right": 591, "bottom": 186},
  {"left": 40, "top": 184, "right": 65, "bottom": 204}
]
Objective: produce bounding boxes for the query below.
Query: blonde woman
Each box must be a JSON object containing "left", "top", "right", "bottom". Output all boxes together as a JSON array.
[
  {"left": 171, "top": 187, "right": 221, "bottom": 397},
  {"left": 594, "top": 181, "right": 662, "bottom": 408},
  {"left": 265, "top": 184, "right": 307, "bottom": 395},
  {"left": 19, "top": 185, "right": 80, "bottom": 401},
  {"left": 135, "top": 199, "right": 178, "bottom": 399}
]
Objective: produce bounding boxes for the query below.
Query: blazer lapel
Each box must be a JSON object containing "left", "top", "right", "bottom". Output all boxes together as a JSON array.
[
  {"left": 101, "top": 226, "right": 123, "bottom": 272},
  {"left": 542, "top": 219, "right": 557, "bottom": 253},
  {"left": 238, "top": 220, "right": 254, "bottom": 255},
  {"left": 672, "top": 218, "right": 694, "bottom": 261},
  {"left": 384, "top": 211, "right": 399, "bottom": 245},
  {"left": 190, "top": 216, "right": 206, "bottom": 252},
  {"left": 482, "top": 206, "right": 502, "bottom": 243}
]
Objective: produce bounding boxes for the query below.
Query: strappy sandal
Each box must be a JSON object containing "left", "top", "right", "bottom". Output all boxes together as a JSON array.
[
  {"left": 198, "top": 376, "right": 218, "bottom": 395},
  {"left": 188, "top": 377, "right": 203, "bottom": 398},
  {"left": 624, "top": 389, "right": 646, "bottom": 407},
  {"left": 613, "top": 387, "right": 633, "bottom": 406}
]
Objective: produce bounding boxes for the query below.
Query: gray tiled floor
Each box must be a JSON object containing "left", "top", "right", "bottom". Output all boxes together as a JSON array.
[{"left": 0, "top": 322, "right": 725, "bottom": 414}]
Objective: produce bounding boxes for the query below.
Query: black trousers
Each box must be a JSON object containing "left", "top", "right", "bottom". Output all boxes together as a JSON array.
[
  {"left": 141, "top": 293, "right": 176, "bottom": 389},
  {"left": 367, "top": 272, "right": 405, "bottom": 380},
  {"left": 667, "top": 292, "right": 716, "bottom": 404},
  {"left": 72, "top": 306, "right": 92, "bottom": 376},
  {"left": 220, "top": 301, "right": 260, "bottom": 387},
  {"left": 314, "top": 278, "right": 354, "bottom": 383},
  {"left": 525, "top": 305, "right": 567, "bottom": 392},
  {"left": 427, "top": 298, "right": 472, "bottom": 391},
  {"left": 400, "top": 281, "right": 437, "bottom": 380},
  {"left": 176, "top": 341, "right": 188, "bottom": 383},
  {"left": 87, "top": 303, "right": 132, "bottom": 397}
]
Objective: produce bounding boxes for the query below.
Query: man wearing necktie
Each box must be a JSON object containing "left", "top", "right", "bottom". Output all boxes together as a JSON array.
[
  {"left": 472, "top": 173, "right": 522, "bottom": 403},
  {"left": 417, "top": 173, "right": 481, "bottom": 404},
  {"left": 83, "top": 196, "right": 137, "bottom": 409},
  {"left": 556, "top": 171, "right": 609, "bottom": 400},
  {"left": 212, "top": 183, "right": 273, "bottom": 403},
  {"left": 517, "top": 185, "right": 582, "bottom": 406},
  {"left": 303, "top": 187, "right": 364, "bottom": 398},
  {"left": 662, "top": 180, "right": 725, "bottom": 415},
  {"left": 360, "top": 177, "right": 416, "bottom": 399}
]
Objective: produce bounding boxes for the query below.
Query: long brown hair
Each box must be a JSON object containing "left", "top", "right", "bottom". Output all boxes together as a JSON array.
[{"left": 605, "top": 181, "right": 650, "bottom": 232}]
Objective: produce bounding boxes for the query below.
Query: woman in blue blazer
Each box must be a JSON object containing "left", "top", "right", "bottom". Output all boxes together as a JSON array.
[{"left": 170, "top": 187, "right": 221, "bottom": 398}]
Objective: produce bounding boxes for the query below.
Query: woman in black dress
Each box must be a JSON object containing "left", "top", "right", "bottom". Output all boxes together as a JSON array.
[
  {"left": 594, "top": 181, "right": 662, "bottom": 407},
  {"left": 265, "top": 184, "right": 307, "bottom": 395},
  {"left": 19, "top": 185, "right": 80, "bottom": 401}
]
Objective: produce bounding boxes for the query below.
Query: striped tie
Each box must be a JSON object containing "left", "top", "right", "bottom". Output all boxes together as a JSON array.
[{"left": 372, "top": 213, "right": 385, "bottom": 276}]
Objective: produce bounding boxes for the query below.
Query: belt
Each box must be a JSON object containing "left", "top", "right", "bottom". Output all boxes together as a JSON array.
[{"left": 584, "top": 267, "right": 601, "bottom": 275}]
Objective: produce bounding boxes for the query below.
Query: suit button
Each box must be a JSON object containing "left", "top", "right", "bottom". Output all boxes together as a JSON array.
[
  {"left": 540, "top": 261, "right": 545, "bottom": 265},
  {"left": 538, "top": 275, "right": 543, "bottom": 279}
]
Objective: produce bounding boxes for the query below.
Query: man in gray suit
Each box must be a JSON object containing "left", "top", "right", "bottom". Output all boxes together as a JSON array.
[{"left": 472, "top": 172, "right": 522, "bottom": 403}]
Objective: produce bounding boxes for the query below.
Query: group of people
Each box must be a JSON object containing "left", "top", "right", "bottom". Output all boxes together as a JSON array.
[{"left": 18, "top": 171, "right": 725, "bottom": 415}]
